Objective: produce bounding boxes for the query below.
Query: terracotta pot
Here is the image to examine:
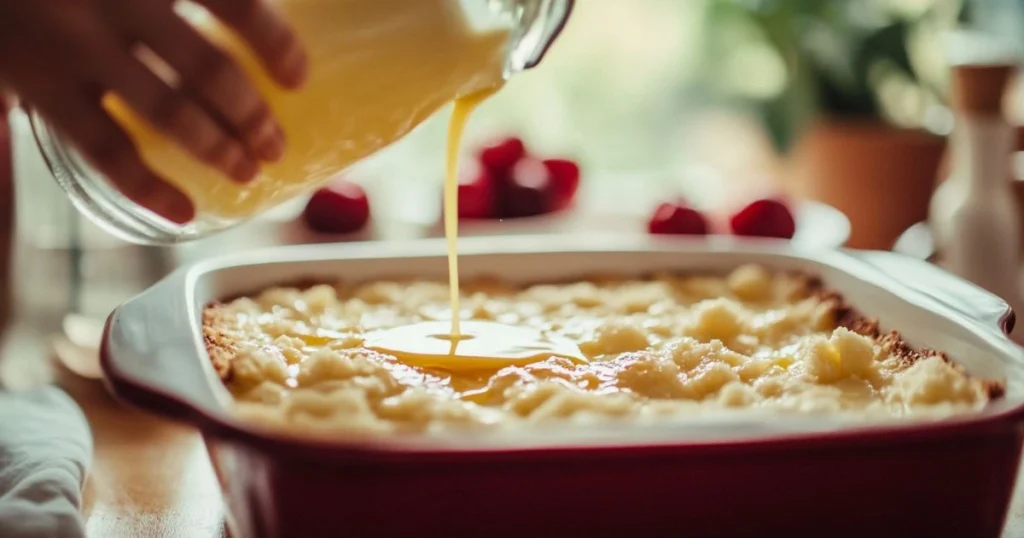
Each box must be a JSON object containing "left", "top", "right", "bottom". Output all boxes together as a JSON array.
[{"left": 785, "top": 120, "right": 945, "bottom": 250}]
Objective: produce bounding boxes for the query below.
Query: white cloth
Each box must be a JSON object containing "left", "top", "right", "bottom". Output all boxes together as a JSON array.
[{"left": 0, "top": 387, "right": 91, "bottom": 538}]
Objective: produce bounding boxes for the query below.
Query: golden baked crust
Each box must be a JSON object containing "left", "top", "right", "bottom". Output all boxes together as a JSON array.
[{"left": 200, "top": 265, "right": 1004, "bottom": 434}]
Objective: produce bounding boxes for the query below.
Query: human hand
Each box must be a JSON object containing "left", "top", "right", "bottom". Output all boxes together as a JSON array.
[{"left": 0, "top": 0, "right": 308, "bottom": 223}]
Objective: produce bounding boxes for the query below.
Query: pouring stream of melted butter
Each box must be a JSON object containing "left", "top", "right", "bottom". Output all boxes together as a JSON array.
[
  {"left": 366, "top": 89, "right": 587, "bottom": 371},
  {"left": 442, "top": 88, "right": 495, "bottom": 340}
]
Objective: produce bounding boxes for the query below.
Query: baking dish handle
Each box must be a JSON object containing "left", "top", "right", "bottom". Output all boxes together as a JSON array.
[
  {"left": 100, "top": 270, "right": 226, "bottom": 422},
  {"left": 849, "top": 250, "right": 1015, "bottom": 336}
]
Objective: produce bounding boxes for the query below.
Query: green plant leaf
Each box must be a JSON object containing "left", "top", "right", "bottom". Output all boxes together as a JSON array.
[{"left": 855, "top": 20, "right": 916, "bottom": 83}]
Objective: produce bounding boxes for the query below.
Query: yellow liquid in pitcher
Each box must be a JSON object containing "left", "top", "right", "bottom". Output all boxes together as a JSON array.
[{"left": 104, "top": 0, "right": 509, "bottom": 220}]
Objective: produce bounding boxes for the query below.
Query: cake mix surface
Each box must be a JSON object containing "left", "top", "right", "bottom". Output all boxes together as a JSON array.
[{"left": 203, "top": 265, "right": 999, "bottom": 436}]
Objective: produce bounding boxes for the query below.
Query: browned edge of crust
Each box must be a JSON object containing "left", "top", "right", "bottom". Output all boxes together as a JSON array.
[
  {"left": 202, "top": 308, "right": 236, "bottom": 383},
  {"left": 801, "top": 274, "right": 1006, "bottom": 400},
  {"left": 201, "top": 270, "right": 1007, "bottom": 401}
]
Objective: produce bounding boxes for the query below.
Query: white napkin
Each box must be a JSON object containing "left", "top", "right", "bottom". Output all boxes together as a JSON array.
[{"left": 0, "top": 387, "right": 91, "bottom": 538}]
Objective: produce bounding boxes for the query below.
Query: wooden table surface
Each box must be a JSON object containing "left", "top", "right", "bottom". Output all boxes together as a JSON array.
[{"left": 63, "top": 374, "right": 227, "bottom": 538}]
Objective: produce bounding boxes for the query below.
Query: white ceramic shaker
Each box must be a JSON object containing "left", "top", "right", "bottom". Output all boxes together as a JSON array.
[{"left": 928, "top": 62, "right": 1024, "bottom": 311}]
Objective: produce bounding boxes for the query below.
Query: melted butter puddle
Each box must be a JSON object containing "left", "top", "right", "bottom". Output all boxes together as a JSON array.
[
  {"left": 364, "top": 320, "right": 586, "bottom": 370},
  {"left": 365, "top": 88, "right": 588, "bottom": 369}
]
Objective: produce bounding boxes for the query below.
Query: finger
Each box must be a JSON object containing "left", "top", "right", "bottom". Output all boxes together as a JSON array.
[
  {"left": 97, "top": 46, "right": 262, "bottom": 183},
  {"left": 113, "top": 2, "right": 285, "bottom": 162},
  {"left": 27, "top": 85, "right": 195, "bottom": 224},
  {"left": 197, "top": 0, "right": 307, "bottom": 89}
]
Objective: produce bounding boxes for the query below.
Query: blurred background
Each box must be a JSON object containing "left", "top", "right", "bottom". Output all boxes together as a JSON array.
[
  {"left": 5, "top": 0, "right": 1024, "bottom": 383},
  {"left": 7, "top": 4, "right": 1024, "bottom": 535}
]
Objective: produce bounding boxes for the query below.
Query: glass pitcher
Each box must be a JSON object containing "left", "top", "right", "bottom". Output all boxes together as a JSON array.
[{"left": 30, "top": 0, "right": 574, "bottom": 245}]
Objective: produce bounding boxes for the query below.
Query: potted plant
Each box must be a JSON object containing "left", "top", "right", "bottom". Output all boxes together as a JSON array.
[{"left": 700, "top": 0, "right": 966, "bottom": 249}]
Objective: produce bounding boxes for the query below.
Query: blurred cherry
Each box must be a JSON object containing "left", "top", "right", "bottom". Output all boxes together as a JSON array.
[
  {"left": 543, "top": 158, "right": 580, "bottom": 211},
  {"left": 498, "top": 158, "right": 552, "bottom": 218},
  {"left": 478, "top": 137, "right": 527, "bottom": 173},
  {"left": 647, "top": 201, "right": 709, "bottom": 235},
  {"left": 456, "top": 167, "right": 496, "bottom": 219},
  {"left": 729, "top": 198, "right": 796, "bottom": 239},
  {"left": 303, "top": 178, "right": 371, "bottom": 234}
]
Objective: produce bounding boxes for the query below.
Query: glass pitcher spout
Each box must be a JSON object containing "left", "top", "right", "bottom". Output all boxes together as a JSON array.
[{"left": 502, "top": 0, "right": 575, "bottom": 76}]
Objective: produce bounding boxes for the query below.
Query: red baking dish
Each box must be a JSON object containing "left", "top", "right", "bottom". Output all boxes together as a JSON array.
[{"left": 100, "top": 235, "right": 1024, "bottom": 538}]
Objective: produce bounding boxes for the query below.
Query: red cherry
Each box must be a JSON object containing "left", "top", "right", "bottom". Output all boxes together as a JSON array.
[
  {"left": 478, "top": 137, "right": 527, "bottom": 172},
  {"left": 456, "top": 169, "right": 496, "bottom": 219},
  {"left": 498, "top": 158, "right": 553, "bottom": 218},
  {"left": 543, "top": 158, "right": 580, "bottom": 211},
  {"left": 303, "top": 179, "right": 371, "bottom": 234},
  {"left": 499, "top": 184, "right": 549, "bottom": 218},
  {"left": 647, "top": 202, "right": 709, "bottom": 235},
  {"left": 729, "top": 198, "right": 796, "bottom": 239}
]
